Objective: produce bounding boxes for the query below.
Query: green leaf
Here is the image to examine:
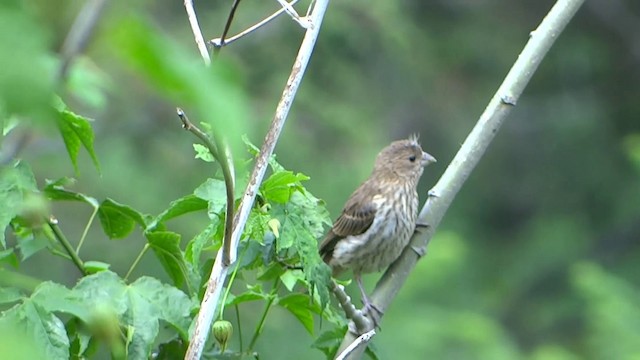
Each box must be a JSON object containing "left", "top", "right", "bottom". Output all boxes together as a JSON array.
[
  {"left": 277, "top": 293, "right": 319, "bottom": 334},
  {"left": 184, "top": 221, "right": 220, "bottom": 271},
  {"left": 97, "top": 198, "right": 146, "bottom": 239},
  {"left": 84, "top": 261, "right": 111, "bottom": 274},
  {"left": 43, "top": 177, "right": 99, "bottom": 207},
  {"left": 0, "top": 300, "right": 70, "bottom": 359},
  {"left": 225, "top": 290, "right": 267, "bottom": 307},
  {"left": 0, "top": 248, "right": 18, "bottom": 267},
  {"left": 0, "top": 287, "right": 22, "bottom": 305},
  {"left": 0, "top": 0, "right": 54, "bottom": 123},
  {"left": 271, "top": 190, "right": 332, "bottom": 308},
  {"left": 129, "top": 277, "right": 193, "bottom": 340},
  {"left": 31, "top": 282, "right": 93, "bottom": 323},
  {"left": 242, "top": 135, "right": 284, "bottom": 172},
  {"left": 111, "top": 16, "right": 249, "bottom": 159},
  {"left": 261, "top": 171, "right": 310, "bottom": 204},
  {"left": 71, "top": 271, "right": 192, "bottom": 359},
  {"left": 146, "top": 194, "right": 208, "bottom": 232},
  {"left": 56, "top": 107, "right": 101, "bottom": 174},
  {"left": 312, "top": 327, "right": 346, "bottom": 359},
  {"left": 0, "top": 161, "right": 37, "bottom": 247},
  {"left": 146, "top": 231, "right": 190, "bottom": 291},
  {"left": 194, "top": 179, "right": 227, "bottom": 219},
  {"left": 193, "top": 143, "right": 215, "bottom": 162}
]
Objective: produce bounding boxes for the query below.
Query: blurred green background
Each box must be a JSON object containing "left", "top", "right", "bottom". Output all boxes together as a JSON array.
[{"left": 3, "top": 0, "right": 640, "bottom": 358}]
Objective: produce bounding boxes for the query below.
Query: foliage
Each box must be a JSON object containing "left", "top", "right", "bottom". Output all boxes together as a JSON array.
[{"left": 2, "top": 0, "right": 640, "bottom": 359}]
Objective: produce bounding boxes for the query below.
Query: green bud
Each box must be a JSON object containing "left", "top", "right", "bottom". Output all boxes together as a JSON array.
[{"left": 212, "top": 320, "right": 233, "bottom": 353}]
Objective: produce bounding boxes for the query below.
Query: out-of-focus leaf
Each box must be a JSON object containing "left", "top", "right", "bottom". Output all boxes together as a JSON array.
[
  {"left": 97, "top": 199, "right": 146, "bottom": 239},
  {"left": 0, "top": 161, "right": 37, "bottom": 248},
  {"left": 0, "top": 0, "right": 54, "bottom": 123},
  {"left": 56, "top": 106, "right": 101, "bottom": 174},
  {"left": 0, "top": 287, "right": 22, "bottom": 305},
  {"left": 111, "top": 16, "right": 249, "bottom": 158},
  {"left": 0, "top": 300, "right": 69, "bottom": 359},
  {"left": 312, "top": 327, "right": 346, "bottom": 359},
  {"left": 0, "top": 248, "right": 18, "bottom": 268}
]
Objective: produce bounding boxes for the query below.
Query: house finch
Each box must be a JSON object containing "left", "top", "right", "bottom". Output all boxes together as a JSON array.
[{"left": 319, "top": 135, "right": 436, "bottom": 322}]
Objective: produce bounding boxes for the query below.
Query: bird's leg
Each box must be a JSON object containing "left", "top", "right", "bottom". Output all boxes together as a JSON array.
[{"left": 356, "top": 274, "right": 382, "bottom": 328}]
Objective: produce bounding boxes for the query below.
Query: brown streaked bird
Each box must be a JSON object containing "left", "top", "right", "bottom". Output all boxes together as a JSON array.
[{"left": 319, "top": 135, "right": 436, "bottom": 321}]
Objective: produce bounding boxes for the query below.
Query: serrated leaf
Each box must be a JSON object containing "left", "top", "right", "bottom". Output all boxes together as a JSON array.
[
  {"left": 277, "top": 293, "right": 319, "bottom": 334},
  {"left": 261, "top": 171, "right": 309, "bottom": 204},
  {"left": 147, "top": 194, "right": 208, "bottom": 231},
  {"left": 194, "top": 178, "right": 227, "bottom": 220},
  {"left": 0, "top": 161, "right": 37, "bottom": 247},
  {"left": 71, "top": 271, "right": 192, "bottom": 358},
  {"left": 97, "top": 198, "right": 146, "bottom": 239},
  {"left": 0, "top": 300, "right": 70, "bottom": 359},
  {"left": 31, "top": 282, "right": 93, "bottom": 323},
  {"left": 146, "top": 231, "right": 190, "bottom": 291},
  {"left": 242, "top": 135, "right": 284, "bottom": 172},
  {"left": 56, "top": 107, "right": 101, "bottom": 174}
]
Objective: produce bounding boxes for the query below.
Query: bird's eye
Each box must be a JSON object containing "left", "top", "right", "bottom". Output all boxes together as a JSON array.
[{"left": 409, "top": 155, "right": 416, "bottom": 162}]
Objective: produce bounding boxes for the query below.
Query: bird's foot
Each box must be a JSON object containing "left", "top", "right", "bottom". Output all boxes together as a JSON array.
[
  {"left": 362, "top": 301, "right": 383, "bottom": 330},
  {"left": 410, "top": 244, "right": 427, "bottom": 258}
]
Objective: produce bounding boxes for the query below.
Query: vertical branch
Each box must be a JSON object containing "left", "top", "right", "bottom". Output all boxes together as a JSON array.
[
  {"left": 184, "top": 0, "right": 331, "bottom": 358},
  {"left": 336, "top": 0, "right": 586, "bottom": 357}
]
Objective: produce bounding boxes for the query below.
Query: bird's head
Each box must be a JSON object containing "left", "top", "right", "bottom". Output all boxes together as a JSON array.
[{"left": 373, "top": 135, "right": 436, "bottom": 180}]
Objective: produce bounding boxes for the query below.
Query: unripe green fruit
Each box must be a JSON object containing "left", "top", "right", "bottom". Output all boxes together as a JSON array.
[{"left": 212, "top": 320, "right": 233, "bottom": 353}]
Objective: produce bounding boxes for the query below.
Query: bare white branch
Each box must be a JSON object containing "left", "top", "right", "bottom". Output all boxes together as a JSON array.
[
  {"left": 335, "top": 0, "right": 586, "bottom": 358},
  {"left": 335, "top": 330, "right": 375, "bottom": 360},
  {"left": 183, "top": 0, "right": 211, "bottom": 65},
  {"left": 184, "top": 0, "right": 331, "bottom": 358}
]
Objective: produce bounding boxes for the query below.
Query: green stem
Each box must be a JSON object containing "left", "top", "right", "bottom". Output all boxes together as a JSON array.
[
  {"left": 176, "top": 108, "right": 235, "bottom": 266},
  {"left": 50, "top": 248, "right": 72, "bottom": 260},
  {"left": 248, "top": 279, "right": 280, "bottom": 351},
  {"left": 235, "top": 303, "right": 243, "bottom": 352},
  {"left": 76, "top": 205, "right": 98, "bottom": 255},
  {"left": 48, "top": 216, "right": 86, "bottom": 275},
  {"left": 219, "top": 245, "right": 247, "bottom": 320},
  {"left": 125, "top": 243, "right": 150, "bottom": 281}
]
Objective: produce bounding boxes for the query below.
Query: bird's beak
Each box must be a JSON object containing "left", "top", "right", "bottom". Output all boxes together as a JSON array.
[{"left": 421, "top": 151, "right": 436, "bottom": 166}]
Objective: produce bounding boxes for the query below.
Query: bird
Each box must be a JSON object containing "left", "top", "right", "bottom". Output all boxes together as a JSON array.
[{"left": 319, "top": 135, "right": 436, "bottom": 324}]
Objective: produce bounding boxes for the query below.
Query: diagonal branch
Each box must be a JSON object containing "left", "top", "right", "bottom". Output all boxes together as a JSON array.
[
  {"left": 336, "top": 0, "right": 586, "bottom": 357},
  {"left": 183, "top": 0, "right": 211, "bottom": 65},
  {"left": 184, "top": 0, "right": 331, "bottom": 358}
]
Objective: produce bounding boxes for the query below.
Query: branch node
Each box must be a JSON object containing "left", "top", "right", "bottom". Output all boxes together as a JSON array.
[{"left": 500, "top": 94, "right": 517, "bottom": 106}]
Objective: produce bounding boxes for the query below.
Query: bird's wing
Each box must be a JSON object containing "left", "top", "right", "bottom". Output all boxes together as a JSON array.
[{"left": 319, "top": 182, "right": 378, "bottom": 262}]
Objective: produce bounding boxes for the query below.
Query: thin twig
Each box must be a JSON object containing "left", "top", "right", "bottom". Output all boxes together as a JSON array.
[
  {"left": 124, "top": 243, "right": 150, "bottom": 281},
  {"left": 58, "top": 0, "right": 109, "bottom": 82},
  {"left": 176, "top": 108, "right": 235, "bottom": 266},
  {"left": 335, "top": 330, "right": 375, "bottom": 360},
  {"left": 76, "top": 205, "right": 99, "bottom": 254},
  {"left": 183, "top": 0, "right": 211, "bottom": 65},
  {"left": 335, "top": 0, "right": 586, "bottom": 357},
  {"left": 48, "top": 216, "right": 87, "bottom": 276},
  {"left": 184, "top": 0, "right": 331, "bottom": 358},
  {"left": 210, "top": 0, "right": 302, "bottom": 48},
  {"left": 218, "top": 0, "right": 243, "bottom": 51}
]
